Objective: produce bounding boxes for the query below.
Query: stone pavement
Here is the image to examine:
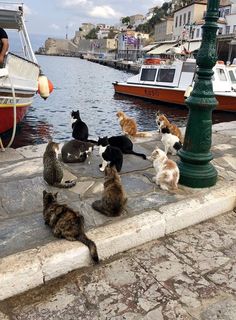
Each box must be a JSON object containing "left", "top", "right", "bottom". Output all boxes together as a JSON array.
[
  {"left": 0, "top": 121, "right": 235, "bottom": 300},
  {"left": 0, "top": 209, "right": 235, "bottom": 320}
]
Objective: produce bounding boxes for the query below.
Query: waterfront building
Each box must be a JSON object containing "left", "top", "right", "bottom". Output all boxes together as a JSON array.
[{"left": 154, "top": 17, "right": 174, "bottom": 42}]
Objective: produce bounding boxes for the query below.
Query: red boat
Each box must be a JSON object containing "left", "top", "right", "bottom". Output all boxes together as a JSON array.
[
  {"left": 0, "top": 6, "right": 40, "bottom": 134},
  {"left": 113, "top": 58, "right": 236, "bottom": 112}
]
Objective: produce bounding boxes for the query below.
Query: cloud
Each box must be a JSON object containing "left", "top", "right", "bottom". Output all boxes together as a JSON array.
[
  {"left": 89, "top": 5, "right": 120, "bottom": 19},
  {"left": 50, "top": 24, "right": 60, "bottom": 30}
]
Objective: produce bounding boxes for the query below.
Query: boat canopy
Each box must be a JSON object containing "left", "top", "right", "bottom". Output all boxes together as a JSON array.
[
  {"left": 0, "top": 8, "right": 23, "bottom": 30},
  {"left": 148, "top": 43, "right": 178, "bottom": 55}
]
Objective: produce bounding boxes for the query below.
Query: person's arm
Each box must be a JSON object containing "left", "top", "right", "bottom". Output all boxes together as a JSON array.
[{"left": 0, "top": 38, "right": 9, "bottom": 64}]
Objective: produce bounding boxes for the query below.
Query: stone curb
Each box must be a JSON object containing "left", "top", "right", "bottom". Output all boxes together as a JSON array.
[{"left": 1, "top": 181, "right": 235, "bottom": 301}]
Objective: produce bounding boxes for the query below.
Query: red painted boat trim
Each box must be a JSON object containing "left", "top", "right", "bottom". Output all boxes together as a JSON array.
[
  {"left": 113, "top": 83, "right": 236, "bottom": 112},
  {"left": 0, "top": 104, "right": 30, "bottom": 133}
]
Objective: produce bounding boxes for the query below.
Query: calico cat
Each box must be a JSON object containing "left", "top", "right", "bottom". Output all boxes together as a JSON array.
[
  {"left": 148, "top": 147, "right": 179, "bottom": 191},
  {"left": 71, "top": 110, "right": 89, "bottom": 141},
  {"left": 98, "top": 136, "right": 146, "bottom": 159},
  {"left": 61, "top": 140, "right": 94, "bottom": 163},
  {"left": 92, "top": 166, "right": 127, "bottom": 216},
  {"left": 161, "top": 127, "right": 182, "bottom": 155},
  {"left": 99, "top": 143, "right": 123, "bottom": 172},
  {"left": 156, "top": 112, "right": 183, "bottom": 143},
  {"left": 116, "top": 111, "right": 151, "bottom": 137},
  {"left": 43, "top": 190, "right": 99, "bottom": 263},
  {"left": 43, "top": 141, "right": 76, "bottom": 188}
]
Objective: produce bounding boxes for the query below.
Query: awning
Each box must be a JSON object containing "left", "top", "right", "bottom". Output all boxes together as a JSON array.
[
  {"left": 141, "top": 43, "right": 159, "bottom": 52},
  {"left": 148, "top": 43, "right": 177, "bottom": 54},
  {"left": 185, "top": 41, "right": 201, "bottom": 52}
]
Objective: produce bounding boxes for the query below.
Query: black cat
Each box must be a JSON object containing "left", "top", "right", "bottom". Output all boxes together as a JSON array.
[
  {"left": 71, "top": 110, "right": 89, "bottom": 141},
  {"left": 99, "top": 143, "right": 123, "bottom": 172},
  {"left": 98, "top": 136, "right": 146, "bottom": 160}
]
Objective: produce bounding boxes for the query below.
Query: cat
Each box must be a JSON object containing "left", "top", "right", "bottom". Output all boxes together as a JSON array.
[
  {"left": 43, "top": 190, "right": 99, "bottom": 263},
  {"left": 148, "top": 147, "right": 179, "bottom": 191},
  {"left": 43, "top": 141, "right": 76, "bottom": 188},
  {"left": 92, "top": 165, "right": 127, "bottom": 216},
  {"left": 116, "top": 111, "right": 151, "bottom": 138},
  {"left": 71, "top": 110, "right": 89, "bottom": 141},
  {"left": 97, "top": 136, "right": 146, "bottom": 160},
  {"left": 161, "top": 127, "right": 182, "bottom": 155},
  {"left": 99, "top": 143, "right": 123, "bottom": 172},
  {"left": 61, "top": 140, "right": 94, "bottom": 163},
  {"left": 156, "top": 112, "right": 183, "bottom": 143}
]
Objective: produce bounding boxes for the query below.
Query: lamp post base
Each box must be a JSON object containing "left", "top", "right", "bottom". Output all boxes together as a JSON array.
[{"left": 178, "top": 161, "right": 218, "bottom": 188}]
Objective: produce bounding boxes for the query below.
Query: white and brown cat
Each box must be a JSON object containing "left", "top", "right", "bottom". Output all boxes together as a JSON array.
[
  {"left": 148, "top": 147, "right": 179, "bottom": 191},
  {"left": 116, "top": 111, "right": 151, "bottom": 138},
  {"left": 156, "top": 112, "right": 183, "bottom": 143}
]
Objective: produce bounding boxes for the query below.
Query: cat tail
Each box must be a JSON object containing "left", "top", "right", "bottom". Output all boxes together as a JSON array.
[
  {"left": 134, "top": 131, "right": 152, "bottom": 137},
  {"left": 86, "top": 139, "right": 98, "bottom": 145},
  {"left": 129, "top": 150, "right": 146, "bottom": 160},
  {"left": 76, "top": 233, "right": 99, "bottom": 264},
  {"left": 53, "top": 180, "right": 76, "bottom": 188}
]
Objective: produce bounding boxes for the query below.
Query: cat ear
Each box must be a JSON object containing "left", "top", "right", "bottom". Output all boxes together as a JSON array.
[{"left": 54, "top": 192, "right": 58, "bottom": 198}]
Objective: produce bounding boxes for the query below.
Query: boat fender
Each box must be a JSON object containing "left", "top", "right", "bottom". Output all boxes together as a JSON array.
[{"left": 38, "top": 73, "right": 54, "bottom": 100}]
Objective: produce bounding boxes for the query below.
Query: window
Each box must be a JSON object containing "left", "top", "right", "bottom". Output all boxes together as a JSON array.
[
  {"left": 224, "top": 8, "right": 230, "bottom": 16},
  {"left": 179, "top": 15, "right": 182, "bottom": 27},
  {"left": 216, "top": 68, "right": 227, "bottom": 81},
  {"left": 196, "top": 29, "right": 200, "bottom": 38},
  {"left": 218, "top": 27, "right": 223, "bottom": 35},
  {"left": 182, "top": 62, "right": 196, "bottom": 73},
  {"left": 226, "top": 26, "right": 230, "bottom": 34},
  {"left": 187, "top": 11, "right": 191, "bottom": 24},
  {"left": 183, "top": 13, "right": 186, "bottom": 25},
  {"left": 233, "top": 25, "right": 236, "bottom": 33},
  {"left": 229, "top": 70, "right": 236, "bottom": 83},
  {"left": 175, "top": 16, "right": 178, "bottom": 28},
  {"left": 140, "top": 69, "right": 157, "bottom": 81},
  {"left": 156, "top": 69, "right": 175, "bottom": 82}
]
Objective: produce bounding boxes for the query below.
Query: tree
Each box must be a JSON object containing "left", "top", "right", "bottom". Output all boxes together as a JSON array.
[
  {"left": 122, "top": 16, "right": 130, "bottom": 25},
  {"left": 85, "top": 28, "right": 98, "bottom": 39}
]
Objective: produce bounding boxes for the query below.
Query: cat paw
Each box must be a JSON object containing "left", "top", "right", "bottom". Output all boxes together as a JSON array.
[{"left": 100, "top": 167, "right": 105, "bottom": 172}]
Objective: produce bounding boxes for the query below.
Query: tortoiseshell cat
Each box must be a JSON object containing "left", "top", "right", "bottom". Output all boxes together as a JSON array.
[
  {"left": 43, "top": 190, "right": 99, "bottom": 263},
  {"left": 92, "top": 166, "right": 127, "bottom": 216}
]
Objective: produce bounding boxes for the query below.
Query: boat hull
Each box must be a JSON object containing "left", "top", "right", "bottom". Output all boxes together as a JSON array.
[
  {"left": 113, "top": 83, "right": 236, "bottom": 112},
  {"left": 0, "top": 53, "right": 40, "bottom": 134},
  {"left": 0, "top": 102, "right": 31, "bottom": 133}
]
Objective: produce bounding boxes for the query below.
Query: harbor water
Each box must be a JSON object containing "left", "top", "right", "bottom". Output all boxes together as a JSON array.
[{"left": 3, "top": 55, "right": 236, "bottom": 148}]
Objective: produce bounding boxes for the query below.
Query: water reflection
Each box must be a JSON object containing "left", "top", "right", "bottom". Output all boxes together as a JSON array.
[{"left": 2, "top": 55, "right": 236, "bottom": 148}]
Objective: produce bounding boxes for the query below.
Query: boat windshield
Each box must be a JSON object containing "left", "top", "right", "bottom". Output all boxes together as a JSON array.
[
  {"left": 140, "top": 68, "right": 157, "bottom": 81},
  {"left": 156, "top": 69, "right": 175, "bottom": 83},
  {"left": 228, "top": 70, "right": 236, "bottom": 84}
]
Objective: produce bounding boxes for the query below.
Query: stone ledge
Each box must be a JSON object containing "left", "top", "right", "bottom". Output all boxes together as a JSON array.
[{"left": 0, "top": 181, "right": 235, "bottom": 301}]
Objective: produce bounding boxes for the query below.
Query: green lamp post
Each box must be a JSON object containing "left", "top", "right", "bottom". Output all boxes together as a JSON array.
[{"left": 177, "top": 0, "right": 219, "bottom": 188}]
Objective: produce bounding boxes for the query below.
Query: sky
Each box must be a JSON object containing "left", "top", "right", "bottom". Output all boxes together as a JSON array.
[{"left": 16, "top": 0, "right": 164, "bottom": 38}]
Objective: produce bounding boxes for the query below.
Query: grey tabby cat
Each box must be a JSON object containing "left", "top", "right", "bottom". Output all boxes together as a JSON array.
[
  {"left": 43, "top": 141, "right": 76, "bottom": 188},
  {"left": 61, "top": 140, "right": 94, "bottom": 163}
]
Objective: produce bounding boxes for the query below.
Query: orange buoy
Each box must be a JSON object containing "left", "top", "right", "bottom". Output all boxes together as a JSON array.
[{"left": 38, "top": 73, "right": 54, "bottom": 100}]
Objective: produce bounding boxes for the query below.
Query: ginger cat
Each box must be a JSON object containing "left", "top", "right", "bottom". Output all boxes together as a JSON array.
[
  {"left": 156, "top": 113, "right": 183, "bottom": 143},
  {"left": 116, "top": 111, "right": 151, "bottom": 138}
]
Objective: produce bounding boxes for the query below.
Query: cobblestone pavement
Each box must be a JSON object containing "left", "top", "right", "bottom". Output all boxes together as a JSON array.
[{"left": 0, "top": 209, "right": 235, "bottom": 320}]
